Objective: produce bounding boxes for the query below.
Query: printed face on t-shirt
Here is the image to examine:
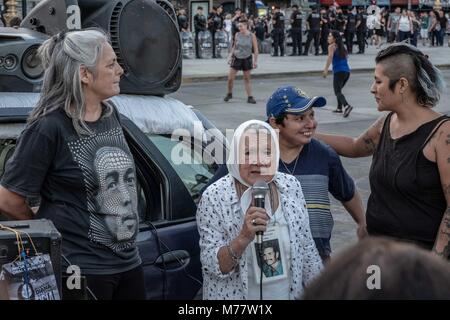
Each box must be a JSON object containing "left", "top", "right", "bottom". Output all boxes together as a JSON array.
[{"left": 94, "top": 146, "right": 138, "bottom": 243}]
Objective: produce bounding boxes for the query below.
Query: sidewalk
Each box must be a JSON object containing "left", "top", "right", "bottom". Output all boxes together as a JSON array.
[{"left": 181, "top": 44, "right": 450, "bottom": 83}]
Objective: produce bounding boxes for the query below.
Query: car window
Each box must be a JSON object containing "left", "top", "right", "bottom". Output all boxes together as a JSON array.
[{"left": 146, "top": 134, "right": 216, "bottom": 203}]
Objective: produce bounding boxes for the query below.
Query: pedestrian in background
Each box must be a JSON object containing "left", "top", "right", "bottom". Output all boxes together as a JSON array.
[
  {"left": 224, "top": 19, "right": 258, "bottom": 104},
  {"left": 323, "top": 30, "right": 353, "bottom": 117}
]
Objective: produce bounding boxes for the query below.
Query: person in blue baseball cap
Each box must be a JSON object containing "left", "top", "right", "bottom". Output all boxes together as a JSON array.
[
  {"left": 265, "top": 85, "right": 327, "bottom": 118},
  {"left": 203, "top": 85, "right": 367, "bottom": 262}
]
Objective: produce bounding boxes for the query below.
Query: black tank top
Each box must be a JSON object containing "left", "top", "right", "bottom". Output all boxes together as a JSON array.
[{"left": 367, "top": 112, "right": 449, "bottom": 249}]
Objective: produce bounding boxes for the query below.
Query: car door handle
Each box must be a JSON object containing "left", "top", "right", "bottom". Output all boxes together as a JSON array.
[{"left": 155, "top": 250, "right": 190, "bottom": 268}]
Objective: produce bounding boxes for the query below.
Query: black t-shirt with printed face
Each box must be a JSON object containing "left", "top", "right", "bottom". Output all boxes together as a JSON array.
[{"left": 1, "top": 106, "right": 141, "bottom": 275}]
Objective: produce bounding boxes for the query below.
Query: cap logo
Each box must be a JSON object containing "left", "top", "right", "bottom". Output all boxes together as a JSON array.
[{"left": 295, "top": 88, "right": 308, "bottom": 98}]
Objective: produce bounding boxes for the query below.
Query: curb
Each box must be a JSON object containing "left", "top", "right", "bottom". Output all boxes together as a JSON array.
[{"left": 182, "top": 64, "right": 450, "bottom": 84}]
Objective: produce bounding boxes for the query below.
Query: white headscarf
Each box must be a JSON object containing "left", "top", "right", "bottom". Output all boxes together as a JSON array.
[{"left": 226, "top": 120, "right": 280, "bottom": 215}]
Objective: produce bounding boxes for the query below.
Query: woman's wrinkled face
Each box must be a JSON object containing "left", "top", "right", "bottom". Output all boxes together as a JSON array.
[
  {"left": 85, "top": 42, "right": 124, "bottom": 101},
  {"left": 238, "top": 130, "right": 276, "bottom": 185}
]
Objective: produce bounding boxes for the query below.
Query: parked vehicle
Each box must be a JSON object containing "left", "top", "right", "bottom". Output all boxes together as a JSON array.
[{"left": 0, "top": 92, "right": 226, "bottom": 300}]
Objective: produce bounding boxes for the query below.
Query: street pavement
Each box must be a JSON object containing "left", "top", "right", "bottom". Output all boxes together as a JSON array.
[
  {"left": 182, "top": 44, "right": 450, "bottom": 83},
  {"left": 171, "top": 59, "right": 450, "bottom": 255}
]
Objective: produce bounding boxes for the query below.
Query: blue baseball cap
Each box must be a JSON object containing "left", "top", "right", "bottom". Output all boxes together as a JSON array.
[{"left": 266, "top": 86, "right": 327, "bottom": 118}]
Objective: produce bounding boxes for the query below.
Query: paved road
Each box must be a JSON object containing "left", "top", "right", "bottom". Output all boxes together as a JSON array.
[
  {"left": 182, "top": 45, "right": 450, "bottom": 82},
  {"left": 170, "top": 70, "right": 450, "bottom": 255}
]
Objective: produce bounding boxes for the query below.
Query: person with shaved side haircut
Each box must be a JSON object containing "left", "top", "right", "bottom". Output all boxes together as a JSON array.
[{"left": 316, "top": 43, "right": 450, "bottom": 260}]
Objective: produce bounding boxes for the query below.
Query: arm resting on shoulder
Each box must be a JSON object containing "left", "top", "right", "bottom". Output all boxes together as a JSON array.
[{"left": 314, "top": 114, "right": 386, "bottom": 158}]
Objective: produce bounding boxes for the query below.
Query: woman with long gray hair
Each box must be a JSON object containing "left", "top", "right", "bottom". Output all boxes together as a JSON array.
[
  {"left": 316, "top": 43, "right": 450, "bottom": 260},
  {"left": 0, "top": 28, "right": 146, "bottom": 299}
]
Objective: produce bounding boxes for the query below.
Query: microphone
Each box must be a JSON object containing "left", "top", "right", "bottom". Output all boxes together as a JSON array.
[{"left": 252, "top": 180, "right": 269, "bottom": 245}]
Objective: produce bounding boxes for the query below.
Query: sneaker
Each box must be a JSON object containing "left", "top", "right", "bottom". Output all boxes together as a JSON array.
[
  {"left": 332, "top": 108, "right": 343, "bottom": 113},
  {"left": 224, "top": 93, "right": 232, "bottom": 102},
  {"left": 247, "top": 96, "right": 256, "bottom": 104},
  {"left": 343, "top": 105, "right": 353, "bottom": 118}
]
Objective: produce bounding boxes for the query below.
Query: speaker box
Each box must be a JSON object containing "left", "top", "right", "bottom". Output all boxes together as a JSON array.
[
  {"left": 0, "top": 219, "right": 62, "bottom": 297},
  {"left": 21, "top": 0, "right": 182, "bottom": 96},
  {"left": 0, "top": 28, "right": 49, "bottom": 92},
  {"left": 20, "top": 0, "right": 79, "bottom": 35}
]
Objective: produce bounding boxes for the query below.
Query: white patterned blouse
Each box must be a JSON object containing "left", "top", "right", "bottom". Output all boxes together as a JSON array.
[{"left": 196, "top": 172, "right": 323, "bottom": 300}]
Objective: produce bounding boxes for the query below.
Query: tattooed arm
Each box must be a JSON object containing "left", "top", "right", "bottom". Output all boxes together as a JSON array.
[
  {"left": 432, "top": 122, "right": 450, "bottom": 259},
  {"left": 314, "top": 115, "right": 386, "bottom": 158}
]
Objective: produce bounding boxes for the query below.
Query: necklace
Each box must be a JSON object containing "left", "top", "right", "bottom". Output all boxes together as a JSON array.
[{"left": 281, "top": 153, "right": 300, "bottom": 175}]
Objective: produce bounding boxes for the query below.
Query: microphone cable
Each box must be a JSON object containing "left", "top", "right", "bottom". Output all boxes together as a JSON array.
[{"left": 259, "top": 242, "right": 263, "bottom": 300}]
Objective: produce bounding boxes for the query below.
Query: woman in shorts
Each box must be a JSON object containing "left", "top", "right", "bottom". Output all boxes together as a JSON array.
[{"left": 224, "top": 19, "right": 259, "bottom": 104}]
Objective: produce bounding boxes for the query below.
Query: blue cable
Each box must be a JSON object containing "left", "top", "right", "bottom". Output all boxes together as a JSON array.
[{"left": 21, "top": 250, "right": 31, "bottom": 299}]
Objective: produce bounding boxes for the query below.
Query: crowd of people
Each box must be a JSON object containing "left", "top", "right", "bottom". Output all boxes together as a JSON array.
[{"left": 176, "top": 3, "right": 450, "bottom": 59}]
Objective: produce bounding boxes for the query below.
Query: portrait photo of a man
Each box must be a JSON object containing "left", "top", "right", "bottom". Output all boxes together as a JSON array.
[{"left": 260, "top": 240, "right": 284, "bottom": 278}]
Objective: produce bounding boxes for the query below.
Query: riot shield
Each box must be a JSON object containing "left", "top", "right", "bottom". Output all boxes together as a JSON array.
[
  {"left": 181, "top": 31, "right": 195, "bottom": 59},
  {"left": 198, "top": 30, "right": 213, "bottom": 59},
  {"left": 214, "top": 30, "right": 229, "bottom": 58}
]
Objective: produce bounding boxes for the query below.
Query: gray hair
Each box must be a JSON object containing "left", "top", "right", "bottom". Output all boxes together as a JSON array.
[{"left": 28, "top": 28, "right": 113, "bottom": 135}]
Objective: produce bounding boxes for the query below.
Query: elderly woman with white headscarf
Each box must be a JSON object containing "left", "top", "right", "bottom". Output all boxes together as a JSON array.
[{"left": 196, "top": 120, "right": 322, "bottom": 300}]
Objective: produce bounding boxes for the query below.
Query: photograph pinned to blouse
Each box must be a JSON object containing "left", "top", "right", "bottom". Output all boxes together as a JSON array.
[{"left": 251, "top": 225, "right": 287, "bottom": 284}]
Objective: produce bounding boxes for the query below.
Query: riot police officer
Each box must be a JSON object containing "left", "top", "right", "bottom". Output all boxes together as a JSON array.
[
  {"left": 303, "top": 5, "right": 321, "bottom": 56},
  {"left": 208, "top": 6, "right": 224, "bottom": 58},
  {"left": 345, "top": 7, "right": 357, "bottom": 54},
  {"left": 272, "top": 6, "right": 285, "bottom": 56},
  {"left": 231, "top": 8, "right": 243, "bottom": 43},
  {"left": 320, "top": 7, "right": 330, "bottom": 55},
  {"left": 335, "top": 7, "right": 346, "bottom": 34},
  {"left": 177, "top": 8, "right": 189, "bottom": 31},
  {"left": 194, "top": 6, "right": 207, "bottom": 58},
  {"left": 289, "top": 5, "right": 303, "bottom": 56},
  {"left": 356, "top": 6, "right": 368, "bottom": 54}
]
